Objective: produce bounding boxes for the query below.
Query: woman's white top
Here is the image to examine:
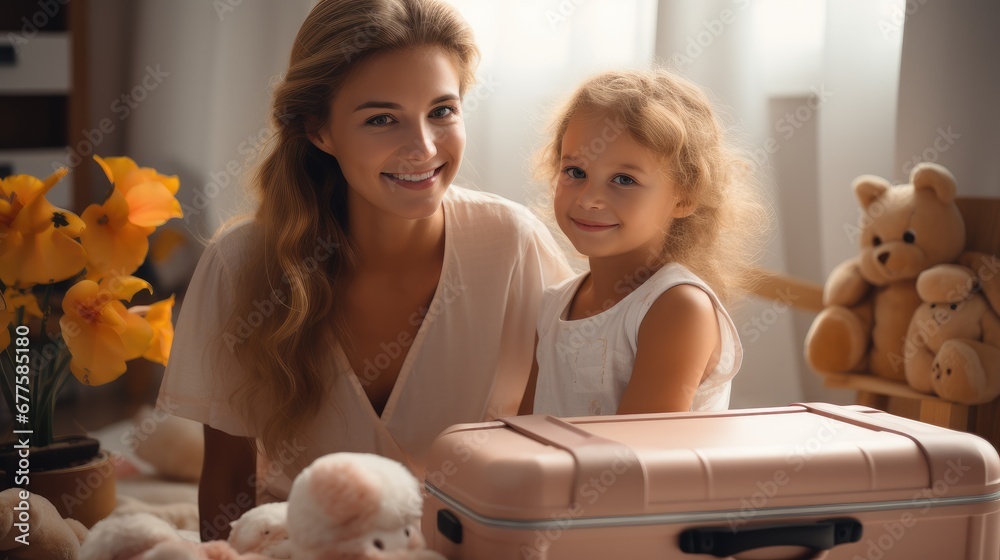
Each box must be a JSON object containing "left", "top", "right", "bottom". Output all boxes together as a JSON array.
[
  {"left": 156, "top": 186, "right": 572, "bottom": 499},
  {"left": 533, "top": 262, "right": 742, "bottom": 417}
]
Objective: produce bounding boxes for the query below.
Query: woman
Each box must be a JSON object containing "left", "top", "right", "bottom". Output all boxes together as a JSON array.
[{"left": 156, "top": 0, "right": 570, "bottom": 541}]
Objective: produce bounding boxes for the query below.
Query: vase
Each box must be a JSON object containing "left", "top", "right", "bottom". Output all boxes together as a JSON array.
[{"left": 0, "top": 435, "right": 117, "bottom": 528}]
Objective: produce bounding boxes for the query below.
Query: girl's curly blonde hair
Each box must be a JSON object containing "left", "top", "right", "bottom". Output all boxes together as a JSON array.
[{"left": 535, "top": 69, "right": 771, "bottom": 303}]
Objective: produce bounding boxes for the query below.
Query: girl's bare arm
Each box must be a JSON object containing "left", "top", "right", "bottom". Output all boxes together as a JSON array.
[{"left": 617, "top": 285, "right": 719, "bottom": 414}]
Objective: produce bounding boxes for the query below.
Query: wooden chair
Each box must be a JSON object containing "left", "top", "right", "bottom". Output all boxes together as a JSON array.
[{"left": 752, "top": 198, "right": 1000, "bottom": 449}]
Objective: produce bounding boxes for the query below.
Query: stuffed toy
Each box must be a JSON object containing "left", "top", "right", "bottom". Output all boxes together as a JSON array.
[
  {"left": 81, "top": 512, "right": 179, "bottom": 560},
  {"left": 228, "top": 502, "right": 291, "bottom": 558},
  {"left": 131, "top": 405, "right": 204, "bottom": 482},
  {"left": 286, "top": 453, "right": 446, "bottom": 560},
  {"left": 904, "top": 252, "right": 1000, "bottom": 404},
  {"left": 806, "top": 162, "right": 967, "bottom": 381},
  {"left": 141, "top": 539, "right": 269, "bottom": 560},
  {"left": 112, "top": 495, "right": 200, "bottom": 533},
  {"left": 0, "top": 488, "right": 88, "bottom": 560},
  {"left": 81, "top": 512, "right": 269, "bottom": 560},
  {"left": 79, "top": 453, "right": 444, "bottom": 560}
]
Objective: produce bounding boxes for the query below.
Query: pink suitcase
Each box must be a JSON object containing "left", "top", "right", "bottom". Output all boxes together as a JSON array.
[{"left": 421, "top": 403, "right": 1000, "bottom": 559}]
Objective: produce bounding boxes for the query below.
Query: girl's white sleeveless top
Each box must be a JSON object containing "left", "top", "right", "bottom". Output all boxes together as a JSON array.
[{"left": 533, "top": 262, "right": 742, "bottom": 417}]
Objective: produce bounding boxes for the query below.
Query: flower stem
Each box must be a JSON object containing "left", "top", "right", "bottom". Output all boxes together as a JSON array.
[
  {"left": 46, "top": 352, "right": 72, "bottom": 439},
  {"left": 34, "top": 340, "right": 68, "bottom": 447},
  {"left": 38, "top": 283, "right": 52, "bottom": 343},
  {"left": 35, "top": 352, "right": 72, "bottom": 446},
  {"left": 1, "top": 347, "right": 16, "bottom": 437},
  {"left": 34, "top": 284, "right": 54, "bottom": 444}
]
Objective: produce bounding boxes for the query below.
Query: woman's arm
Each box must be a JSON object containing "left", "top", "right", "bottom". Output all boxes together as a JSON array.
[
  {"left": 518, "top": 334, "right": 541, "bottom": 415},
  {"left": 616, "top": 285, "right": 719, "bottom": 414},
  {"left": 199, "top": 425, "right": 257, "bottom": 541}
]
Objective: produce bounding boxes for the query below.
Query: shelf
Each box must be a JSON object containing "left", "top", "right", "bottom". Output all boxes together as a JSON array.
[
  {"left": 0, "top": 95, "right": 69, "bottom": 149},
  {"left": 0, "top": 0, "right": 69, "bottom": 32},
  {"left": 0, "top": 0, "right": 88, "bottom": 212},
  {"left": 817, "top": 371, "right": 943, "bottom": 402},
  {"left": 0, "top": 33, "right": 71, "bottom": 93}
]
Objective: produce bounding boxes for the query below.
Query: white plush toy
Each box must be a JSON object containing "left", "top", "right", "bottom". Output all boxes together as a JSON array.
[
  {"left": 80, "top": 513, "right": 178, "bottom": 560},
  {"left": 286, "top": 453, "right": 446, "bottom": 560},
  {"left": 81, "top": 512, "right": 269, "bottom": 560},
  {"left": 228, "top": 502, "right": 291, "bottom": 558},
  {"left": 80, "top": 453, "right": 443, "bottom": 560}
]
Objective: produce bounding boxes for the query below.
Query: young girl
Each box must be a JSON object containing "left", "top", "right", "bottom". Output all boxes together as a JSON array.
[
  {"left": 156, "top": 0, "right": 570, "bottom": 540},
  {"left": 520, "top": 69, "right": 768, "bottom": 417}
]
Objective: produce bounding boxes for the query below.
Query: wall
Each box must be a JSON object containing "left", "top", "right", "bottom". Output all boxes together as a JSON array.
[{"left": 895, "top": 0, "right": 1000, "bottom": 195}]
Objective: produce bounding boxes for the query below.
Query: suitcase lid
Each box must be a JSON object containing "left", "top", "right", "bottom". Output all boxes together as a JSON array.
[{"left": 423, "top": 403, "right": 1000, "bottom": 521}]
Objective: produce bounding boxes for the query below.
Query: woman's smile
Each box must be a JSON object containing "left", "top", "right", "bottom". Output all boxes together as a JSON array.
[{"left": 381, "top": 163, "right": 446, "bottom": 191}]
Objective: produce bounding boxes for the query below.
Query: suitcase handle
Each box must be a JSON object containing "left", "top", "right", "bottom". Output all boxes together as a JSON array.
[
  {"left": 499, "top": 415, "right": 647, "bottom": 512},
  {"left": 678, "top": 518, "right": 862, "bottom": 557}
]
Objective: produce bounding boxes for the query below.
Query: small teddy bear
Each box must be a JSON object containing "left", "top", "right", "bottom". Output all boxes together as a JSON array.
[
  {"left": 0, "top": 489, "right": 88, "bottom": 560},
  {"left": 806, "top": 162, "right": 967, "bottom": 381},
  {"left": 904, "top": 252, "right": 1000, "bottom": 404},
  {"left": 286, "top": 452, "right": 446, "bottom": 560},
  {"left": 228, "top": 502, "right": 291, "bottom": 558}
]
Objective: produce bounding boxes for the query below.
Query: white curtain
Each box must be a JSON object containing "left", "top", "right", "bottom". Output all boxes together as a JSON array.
[
  {"left": 445, "top": 0, "right": 659, "bottom": 204},
  {"left": 123, "top": 0, "right": 313, "bottom": 237},
  {"left": 894, "top": 0, "right": 1000, "bottom": 195},
  {"left": 111, "top": 0, "right": 312, "bottom": 288}
]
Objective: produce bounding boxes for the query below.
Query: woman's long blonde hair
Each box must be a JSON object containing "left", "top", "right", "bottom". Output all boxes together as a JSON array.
[
  {"left": 220, "top": 0, "right": 479, "bottom": 460},
  {"left": 536, "top": 69, "right": 770, "bottom": 303}
]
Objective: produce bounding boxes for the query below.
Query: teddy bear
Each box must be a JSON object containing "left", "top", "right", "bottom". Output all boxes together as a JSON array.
[
  {"left": 286, "top": 452, "right": 447, "bottom": 560},
  {"left": 228, "top": 502, "right": 291, "bottom": 558},
  {"left": 903, "top": 252, "right": 1000, "bottom": 404},
  {"left": 0, "top": 488, "right": 89, "bottom": 560},
  {"left": 805, "top": 162, "right": 967, "bottom": 381}
]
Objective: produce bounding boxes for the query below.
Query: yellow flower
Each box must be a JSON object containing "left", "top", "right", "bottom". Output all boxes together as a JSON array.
[
  {"left": 0, "top": 288, "right": 44, "bottom": 352},
  {"left": 3, "top": 288, "right": 44, "bottom": 318},
  {"left": 0, "top": 302, "right": 11, "bottom": 352},
  {"left": 81, "top": 189, "right": 153, "bottom": 280},
  {"left": 0, "top": 170, "right": 87, "bottom": 286},
  {"left": 59, "top": 276, "right": 153, "bottom": 385},
  {"left": 96, "top": 156, "right": 182, "bottom": 226},
  {"left": 132, "top": 294, "right": 175, "bottom": 366},
  {"left": 81, "top": 156, "right": 183, "bottom": 279}
]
